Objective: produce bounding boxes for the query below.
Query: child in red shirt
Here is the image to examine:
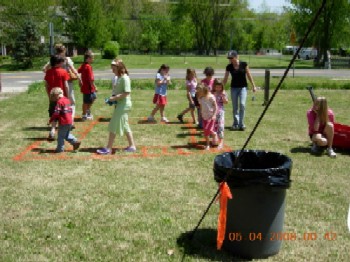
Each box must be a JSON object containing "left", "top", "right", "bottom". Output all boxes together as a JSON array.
[
  {"left": 78, "top": 51, "right": 97, "bottom": 120},
  {"left": 49, "top": 87, "right": 81, "bottom": 153},
  {"left": 44, "top": 55, "right": 70, "bottom": 140}
]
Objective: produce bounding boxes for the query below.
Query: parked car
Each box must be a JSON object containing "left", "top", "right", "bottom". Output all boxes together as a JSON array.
[{"left": 297, "top": 48, "right": 318, "bottom": 60}]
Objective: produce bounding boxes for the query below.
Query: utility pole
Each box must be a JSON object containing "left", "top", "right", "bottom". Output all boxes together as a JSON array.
[{"left": 49, "top": 22, "right": 54, "bottom": 55}]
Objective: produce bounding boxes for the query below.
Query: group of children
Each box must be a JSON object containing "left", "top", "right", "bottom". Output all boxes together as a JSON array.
[
  {"left": 148, "top": 65, "right": 228, "bottom": 150},
  {"left": 43, "top": 46, "right": 228, "bottom": 152},
  {"left": 42, "top": 46, "right": 339, "bottom": 157},
  {"left": 43, "top": 45, "right": 96, "bottom": 153}
]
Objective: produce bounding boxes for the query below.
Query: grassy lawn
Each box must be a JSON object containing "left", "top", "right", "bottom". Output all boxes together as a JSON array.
[
  {"left": 0, "top": 80, "right": 349, "bottom": 261},
  {"left": 0, "top": 54, "right": 316, "bottom": 72}
]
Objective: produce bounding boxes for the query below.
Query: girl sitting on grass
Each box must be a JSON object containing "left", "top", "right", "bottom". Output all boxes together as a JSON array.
[{"left": 307, "top": 96, "right": 336, "bottom": 158}]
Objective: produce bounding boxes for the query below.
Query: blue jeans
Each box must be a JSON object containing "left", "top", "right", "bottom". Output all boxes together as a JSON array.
[
  {"left": 56, "top": 124, "right": 77, "bottom": 152},
  {"left": 230, "top": 87, "right": 247, "bottom": 128}
]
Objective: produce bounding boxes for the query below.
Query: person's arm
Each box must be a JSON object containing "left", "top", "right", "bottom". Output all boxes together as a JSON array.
[
  {"left": 185, "top": 83, "right": 193, "bottom": 103},
  {"left": 307, "top": 109, "right": 318, "bottom": 133},
  {"left": 246, "top": 66, "right": 257, "bottom": 93},
  {"left": 64, "top": 81, "right": 69, "bottom": 98},
  {"left": 109, "top": 76, "right": 130, "bottom": 101},
  {"left": 67, "top": 60, "right": 82, "bottom": 82},
  {"left": 222, "top": 70, "right": 230, "bottom": 86},
  {"left": 88, "top": 65, "right": 97, "bottom": 92},
  {"left": 212, "top": 96, "right": 218, "bottom": 120},
  {"left": 110, "top": 92, "right": 130, "bottom": 101},
  {"left": 42, "top": 62, "right": 50, "bottom": 73},
  {"left": 45, "top": 81, "right": 50, "bottom": 99},
  {"left": 222, "top": 92, "right": 229, "bottom": 104},
  {"left": 49, "top": 101, "right": 61, "bottom": 123},
  {"left": 329, "top": 109, "right": 335, "bottom": 123}
]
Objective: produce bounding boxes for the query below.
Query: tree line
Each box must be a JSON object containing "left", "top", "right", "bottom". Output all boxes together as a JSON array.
[{"left": 0, "top": 0, "right": 349, "bottom": 68}]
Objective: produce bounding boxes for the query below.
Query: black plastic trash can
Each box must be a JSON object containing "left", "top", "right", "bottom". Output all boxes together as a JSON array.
[{"left": 214, "top": 150, "right": 292, "bottom": 259}]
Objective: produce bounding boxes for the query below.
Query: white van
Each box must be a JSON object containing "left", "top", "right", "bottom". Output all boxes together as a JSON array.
[{"left": 298, "top": 48, "right": 318, "bottom": 60}]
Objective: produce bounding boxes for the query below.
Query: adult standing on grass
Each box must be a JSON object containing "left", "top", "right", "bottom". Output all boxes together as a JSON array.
[
  {"left": 43, "top": 44, "right": 81, "bottom": 127},
  {"left": 307, "top": 96, "right": 336, "bottom": 157},
  {"left": 222, "top": 50, "right": 257, "bottom": 131},
  {"left": 97, "top": 60, "right": 136, "bottom": 155}
]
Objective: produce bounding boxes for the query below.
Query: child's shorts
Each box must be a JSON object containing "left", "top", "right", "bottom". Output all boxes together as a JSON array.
[
  {"left": 48, "top": 101, "right": 57, "bottom": 117},
  {"left": 153, "top": 94, "right": 167, "bottom": 105},
  {"left": 83, "top": 92, "right": 97, "bottom": 104}
]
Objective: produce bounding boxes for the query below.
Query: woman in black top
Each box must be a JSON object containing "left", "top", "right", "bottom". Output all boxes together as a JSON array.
[{"left": 222, "top": 50, "right": 257, "bottom": 131}]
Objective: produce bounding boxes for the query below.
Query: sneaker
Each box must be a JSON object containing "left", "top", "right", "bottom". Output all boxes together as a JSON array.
[
  {"left": 82, "top": 115, "right": 87, "bottom": 121},
  {"left": 96, "top": 148, "right": 111, "bottom": 155},
  {"left": 231, "top": 125, "right": 239, "bottom": 131},
  {"left": 217, "top": 143, "right": 223, "bottom": 150},
  {"left": 147, "top": 116, "right": 155, "bottom": 122},
  {"left": 86, "top": 114, "right": 93, "bottom": 120},
  {"left": 204, "top": 145, "right": 210, "bottom": 150},
  {"left": 124, "top": 146, "right": 137, "bottom": 153},
  {"left": 55, "top": 150, "right": 64, "bottom": 153},
  {"left": 311, "top": 143, "right": 319, "bottom": 154},
  {"left": 73, "top": 141, "right": 81, "bottom": 150},
  {"left": 239, "top": 126, "right": 246, "bottom": 131},
  {"left": 161, "top": 117, "right": 169, "bottom": 123},
  {"left": 177, "top": 114, "right": 184, "bottom": 123},
  {"left": 327, "top": 147, "right": 336, "bottom": 158},
  {"left": 48, "top": 131, "right": 55, "bottom": 141}
]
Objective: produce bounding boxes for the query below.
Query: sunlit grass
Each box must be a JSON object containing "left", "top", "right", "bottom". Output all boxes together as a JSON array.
[{"left": 0, "top": 82, "right": 349, "bottom": 261}]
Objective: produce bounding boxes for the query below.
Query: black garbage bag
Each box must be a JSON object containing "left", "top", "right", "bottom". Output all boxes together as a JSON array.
[
  {"left": 213, "top": 150, "right": 292, "bottom": 188},
  {"left": 213, "top": 150, "right": 293, "bottom": 259}
]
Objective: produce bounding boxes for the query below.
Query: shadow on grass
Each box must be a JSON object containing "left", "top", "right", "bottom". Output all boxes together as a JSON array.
[
  {"left": 23, "top": 126, "right": 50, "bottom": 131},
  {"left": 333, "top": 147, "right": 350, "bottom": 156},
  {"left": 98, "top": 117, "right": 111, "bottom": 122},
  {"left": 181, "top": 126, "right": 201, "bottom": 130},
  {"left": 31, "top": 148, "right": 56, "bottom": 154},
  {"left": 290, "top": 146, "right": 312, "bottom": 154},
  {"left": 177, "top": 229, "right": 250, "bottom": 262},
  {"left": 78, "top": 147, "right": 99, "bottom": 153},
  {"left": 24, "top": 137, "right": 49, "bottom": 141},
  {"left": 176, "top": 133, "right": 202, "bottom": 138}
]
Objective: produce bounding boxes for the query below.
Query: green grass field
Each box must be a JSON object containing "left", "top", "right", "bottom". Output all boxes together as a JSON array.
[
  {"left": 0, "top": 53, "right": 316, "bottom": 72},
  {"left": 0, "top": 80, "right": 349, "bottom": 261}
]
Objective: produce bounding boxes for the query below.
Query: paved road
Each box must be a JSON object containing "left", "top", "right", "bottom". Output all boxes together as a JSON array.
[{"left": 1, "top": 68, "right": 349, "bottom": 93}]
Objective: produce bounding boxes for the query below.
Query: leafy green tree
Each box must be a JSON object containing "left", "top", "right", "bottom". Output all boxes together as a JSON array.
[
  {"left": 62, "top": 0, "right": 111, "bottom": 49},
  {"left": 13, "top": 20, "right": 41, "bottom": 68},
  {"left": 1, "top": 0, "right": 56, "bottom": 53},
  {"left": 289, "top": 0, "right": 350, "bottom": 65},
  {"left": 174, "top": 0, "right": 242, "bottom": 55}
]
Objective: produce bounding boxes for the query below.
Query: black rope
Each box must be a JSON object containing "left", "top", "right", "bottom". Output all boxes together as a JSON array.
[{"left": 189, "top": 0, "right": 327, "bottom": 241}]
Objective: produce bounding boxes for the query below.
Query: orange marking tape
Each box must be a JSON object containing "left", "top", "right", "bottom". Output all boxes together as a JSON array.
[
  {"left": 13, "top": 116, "right": 232, "bottom": 161},
  {"left": 217, "top": 182, "right": 233, "bottom": 250}
]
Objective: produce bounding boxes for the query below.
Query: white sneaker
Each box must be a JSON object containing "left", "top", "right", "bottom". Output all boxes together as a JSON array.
[
  {"left": 327, "top": 148, "right": 336, "bottom": 158},
  {"left": 161, "top": 117, "right": 169, "bottom": 123},
  {"left": 147, "top": 116, "right": 155, "bottom": 122},
  {"left": 86, "top": 114, "right": 93, "bottom": 120}
]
